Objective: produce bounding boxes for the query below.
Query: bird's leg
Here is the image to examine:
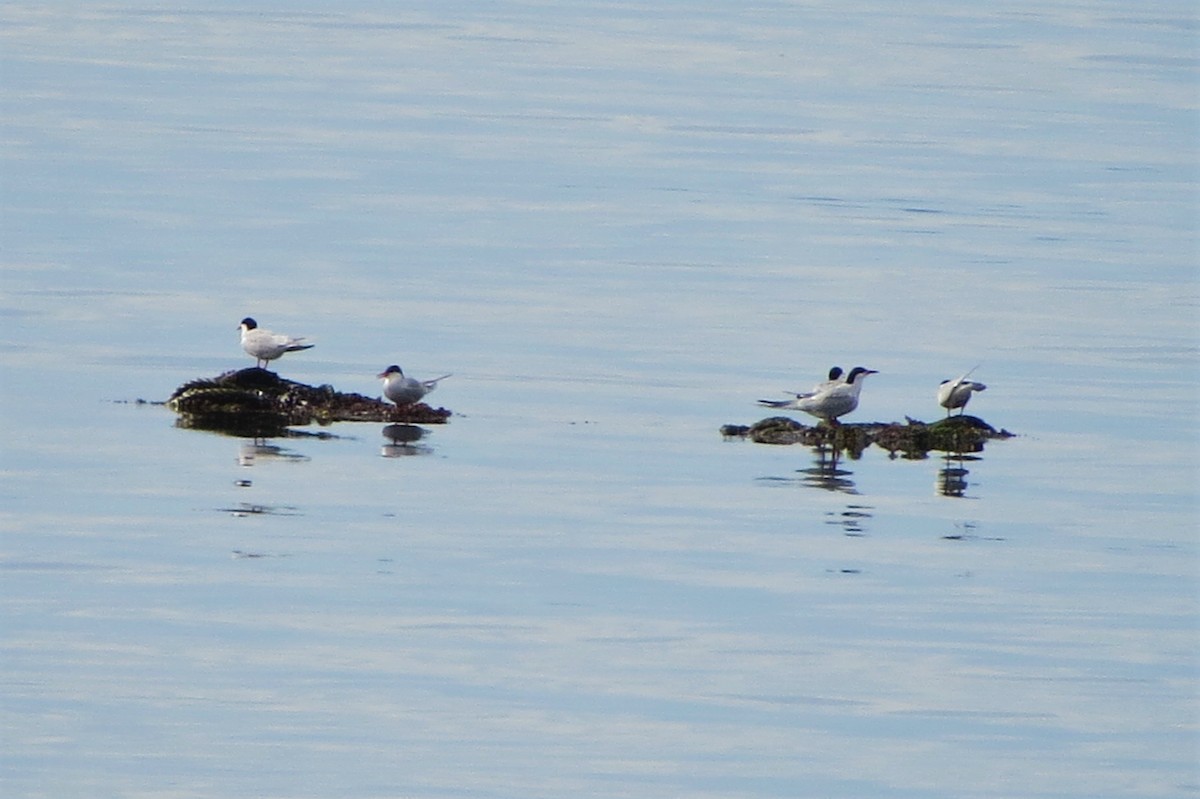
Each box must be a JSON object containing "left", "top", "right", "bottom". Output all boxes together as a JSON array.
[{"left": 822, "top": 419, "right": 839, "bottom": 450}]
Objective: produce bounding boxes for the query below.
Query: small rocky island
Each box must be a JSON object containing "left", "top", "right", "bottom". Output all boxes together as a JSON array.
[
  {"left": 721, "top": 414, "right": 1013, "bottom": 458},
  {"left": 168, "top": 368, "right": 450, "bottom": 437}
]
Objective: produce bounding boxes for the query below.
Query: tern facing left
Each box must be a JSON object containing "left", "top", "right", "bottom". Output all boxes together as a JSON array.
[
  {"left": 758, "top": 366, "right": 878, "bottom": 425},
  {"left": 378, "top": 365, "right": 452, "bottom": 406},
  {"left": 938, "top": 368, "right": 987, "bottom": 416},
  {"left": 239, "top": 317, "right": 314, "bottom": 369}
]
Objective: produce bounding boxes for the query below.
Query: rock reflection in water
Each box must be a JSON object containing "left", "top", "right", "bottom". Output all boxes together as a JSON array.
[{"left": 381, "top": 424, "right": 432, "bottom": 458}]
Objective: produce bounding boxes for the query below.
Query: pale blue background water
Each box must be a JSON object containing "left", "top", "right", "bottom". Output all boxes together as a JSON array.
[{"left": 2, "top": 3, "right": 1197, "bottom": 798}]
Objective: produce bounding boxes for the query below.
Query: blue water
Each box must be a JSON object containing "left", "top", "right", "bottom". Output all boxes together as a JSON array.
[{"left": 2, "top": 3, "right": 1197, "bottom": 798}]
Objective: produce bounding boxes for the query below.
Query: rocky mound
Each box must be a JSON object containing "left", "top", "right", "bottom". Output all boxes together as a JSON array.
[
  {"left": 720, "top": 414, "right": 1013, "bottom": 458},
  {"left": 168, "top": 368, "right": 450, "bottom": 437}
]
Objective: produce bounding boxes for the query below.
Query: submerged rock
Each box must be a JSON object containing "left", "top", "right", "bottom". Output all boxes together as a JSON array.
[
  {"left": 721, "top": 413, "right": 1012, "bottom": 457},
  {"left": 168, "top": 368, "right": 450, "bottom": 436}
]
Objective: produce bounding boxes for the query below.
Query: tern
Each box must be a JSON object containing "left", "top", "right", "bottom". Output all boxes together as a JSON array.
[
  {"left": 758, "top": 366, "right": 878, "bottom": 425},
  {"left": 820, "top": 365, "right": 844, "bottom": 387},
  {"left": 239, "top": 317, "right": 314, "bottom": 369},
  {"left": 378, "top": 365, "right": 452, "bottom": 406},
  {"left": 770, "top": 366, "right": 845, "bottom": 404},
  {"left": 758, "top": 365, "right": 845, "bottom": 409},
  {"left": 938, "top": 368, "right": 986, "bottom": 416}
]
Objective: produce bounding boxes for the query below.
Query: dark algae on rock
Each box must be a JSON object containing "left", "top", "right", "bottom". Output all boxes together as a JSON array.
[
  {"left": 877, "top": 415, "right": 1009, "bottom": 457},
  {"left": 169, "top": 368, "right": 451, "bottom": 437},
  {"left": 721, "top": 414, "right": 1012, "bottom": 458}
]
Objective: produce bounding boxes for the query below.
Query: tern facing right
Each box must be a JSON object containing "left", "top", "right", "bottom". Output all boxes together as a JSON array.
[
  {"left": 239, "top": 317, "right": 314, "bottom": 369},
  {"left": 758, "top": 366, "right": 878, "bottom": 425},
  {"left": 378, "top": 365, "right": 452, "bottom": 406},
  {"left": 938, "top": 369, "right": 987, "bottom": 416}
]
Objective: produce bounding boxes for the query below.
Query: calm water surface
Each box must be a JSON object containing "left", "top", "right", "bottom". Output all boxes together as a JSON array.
[{"left": 2, "top": 3, "right": 1197, "bottom": 798}]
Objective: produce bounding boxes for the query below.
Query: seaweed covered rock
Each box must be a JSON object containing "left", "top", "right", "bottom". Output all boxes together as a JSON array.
[
  {"left": 874, "top": 415, "right": 1009, "bottom": 457},
  {"left": 721, "top": 413, "right": 1011, "bottom": 457},
  {"left": 169, "top": 368, "right": 450, "bottom": 436},
  {"left": 723, "top": 417, "right": 874, "bottom": 456}
]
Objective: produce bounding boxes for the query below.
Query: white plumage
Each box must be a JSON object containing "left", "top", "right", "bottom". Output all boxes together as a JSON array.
[
  {"left": 938, "top": 369, "right": 987, "bottom": 416},
  {"left": 758, "top": 366, "right": 878, "bottom": 425},
  {"left": 239, "top": 317, "right": 314, "bottom": 369},
  {"left": 378, "top": 365, "right": 452, "bottom": 406},
  {"left": 759, "top": 365, "right": 843, "bottom": 408}
]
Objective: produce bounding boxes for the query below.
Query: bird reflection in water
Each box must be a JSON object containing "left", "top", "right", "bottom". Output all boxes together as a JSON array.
[
  {"left": 936, "top": 451, "right": 982, "bottom": 498},
  {"left": 798, "top": 445, "right": 859, "bottom": 494},
  {"left": 755, "top": 444, "right": 859, "bottom": 494},
  {"left": 824, "top": 503, "right": 874, "bottom": 536},
  {"left": 238, "top": 438, "right": 311, "bottom": 467},
  {"left": 800, "top": 448, "right": 874, "bottom": 535},
  {"left": 381, "top": 424, "right": 432, "bottom": 458}
]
